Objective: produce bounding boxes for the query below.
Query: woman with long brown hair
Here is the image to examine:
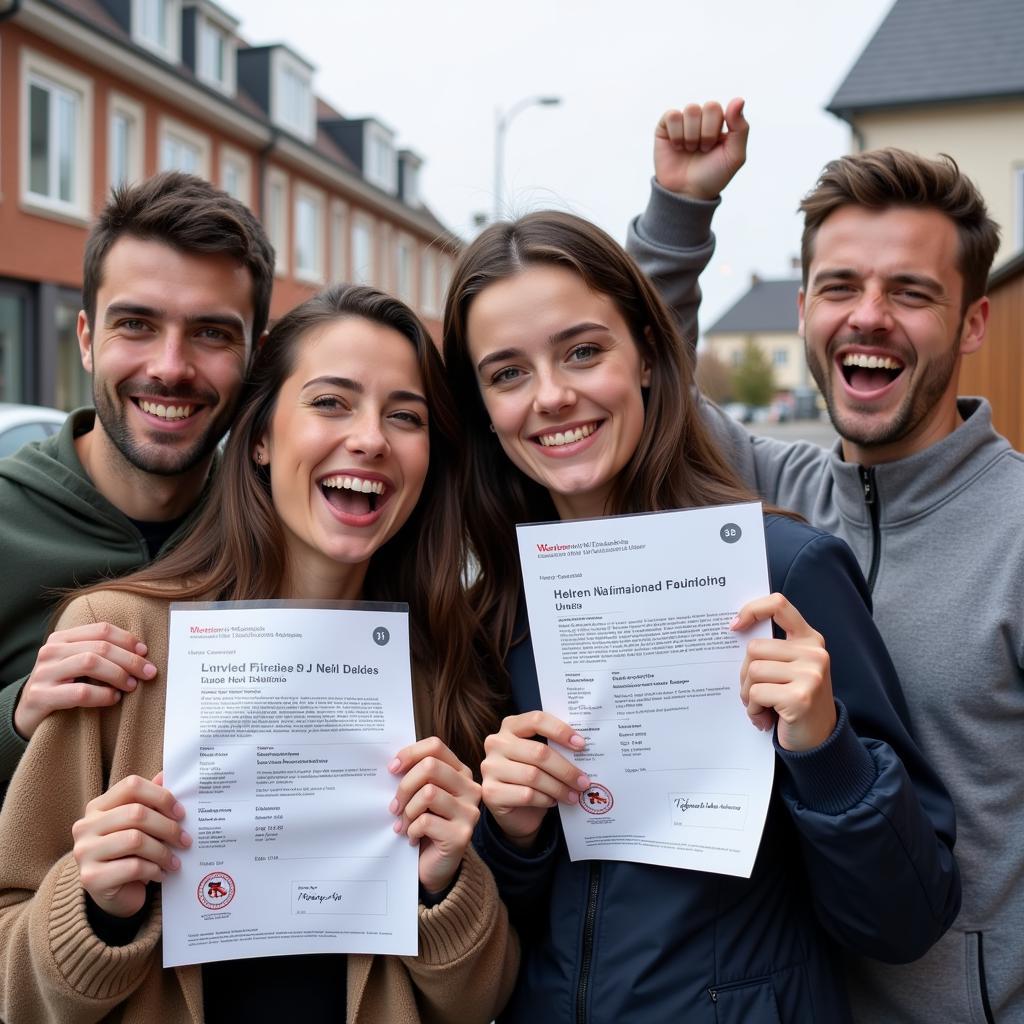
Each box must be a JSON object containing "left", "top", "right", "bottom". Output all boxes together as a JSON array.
[
  {"left": 443, "top": 212, "right": 959, "bottom": 1022},
  {"left": 0, "top": 285, "right": 513, "bottom": 1024}
]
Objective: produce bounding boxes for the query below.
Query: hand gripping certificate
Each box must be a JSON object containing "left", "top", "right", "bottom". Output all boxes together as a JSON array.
[
  {"left": 161, "top": 601, "right": 418, "bottom": 967},
  {"left": 517, "top": 502, "right": 775, "bottom": 878}
]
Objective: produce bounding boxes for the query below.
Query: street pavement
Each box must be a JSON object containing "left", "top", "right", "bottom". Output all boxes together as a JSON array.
[{"left": 747, "top": 416, "right": 838, "bottom": 449}]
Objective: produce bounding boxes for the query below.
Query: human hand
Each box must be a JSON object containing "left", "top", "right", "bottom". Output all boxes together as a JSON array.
[
  {"left": 14, "top": 623, "right": 157, "bottom": 740},
  {"left": 389, "top": 737, "right": 482, "bottom": 895},
  {"left": 479, "top": 711, "right": 590, "bottom": 849},
  {"left": 653, "top": 97, "right": 749, "bottom": 200},
  {"left": 732, "top": 593, "right": 837, "bottom": 752},
  {"left": 72, "top": 771, "right": 191, "bottom": 919}
]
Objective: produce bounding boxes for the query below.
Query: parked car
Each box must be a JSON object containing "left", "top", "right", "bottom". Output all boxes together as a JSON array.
[
  {"left": 722, "top": 402, "right": 753, "bottom": 424},
  {"left": 0, "top": 403, "right": 67, "bottom": 459}
]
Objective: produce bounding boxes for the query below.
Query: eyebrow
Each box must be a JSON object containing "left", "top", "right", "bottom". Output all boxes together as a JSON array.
[
  {"left": 813, "top": 268, "right": 946, "bottom": 294},
  {"left": 104, "top": 302, "right": 247, "bottom": 332},
  {"left": 301, "top": 376, "right": 428, "bottom": 406},
  {"left": 475, "top": 321, "right": 609, "bottom": 374}
]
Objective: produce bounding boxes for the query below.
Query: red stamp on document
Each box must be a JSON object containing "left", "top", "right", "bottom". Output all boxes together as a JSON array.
[
  {"left": 579, "top": 783, "right": 614, "bottom": 814},
  {"left": 197, "top": 871, "right": 236, "bottom": 911}
]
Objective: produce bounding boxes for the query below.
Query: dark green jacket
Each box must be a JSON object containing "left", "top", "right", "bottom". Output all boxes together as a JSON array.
[{"left": 0, "top": 410, "right": 201, "bottom": 787}]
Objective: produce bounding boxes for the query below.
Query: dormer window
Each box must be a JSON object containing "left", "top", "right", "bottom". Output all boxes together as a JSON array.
[
  {"left": 364, "top": 122, "right": 396, "bottom": 194},
  {"left": 132, "top": 0, "right": 181, "bottom": 61},
  {"left": 271, "top": 48, "right": 315, "bottom": 142},
  {"left": 398, "top": 149, "right": 423, "bottom": 208},
  {"left": 182, "top": 1, "right": 238, "bottom": 94}
]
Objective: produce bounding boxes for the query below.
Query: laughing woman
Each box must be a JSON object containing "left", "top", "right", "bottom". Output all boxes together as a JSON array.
[
  {"left": 0, "top": 286, "right": 514, "bottom": 1024},
  {"left": 442, "top": 216, "right": 960, "bottom": 1022}
]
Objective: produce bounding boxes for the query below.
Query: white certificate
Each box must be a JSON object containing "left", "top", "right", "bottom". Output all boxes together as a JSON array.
[
  {"left": 517, "top": 502, "right": 775, "bottom": 878},
  {"left": 161, "top": 601, "right": 418, "bottom": 967}
]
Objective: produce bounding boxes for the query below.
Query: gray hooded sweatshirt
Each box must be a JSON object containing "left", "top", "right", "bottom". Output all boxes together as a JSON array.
[{"left": 628, "top": 183, "right": 1024, "bottom": 1024}]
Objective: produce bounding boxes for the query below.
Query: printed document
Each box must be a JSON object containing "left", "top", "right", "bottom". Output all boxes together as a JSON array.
[
  {"left": 517, "top": 503, "right": 775, "bottom": 878},
  {"left": 161, "top": 601, "right": 418, "bottom": 966}
]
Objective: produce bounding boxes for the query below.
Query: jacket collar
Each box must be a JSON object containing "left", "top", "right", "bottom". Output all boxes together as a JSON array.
[{"left": 829, "top": 398, "right": 1011, "bottom": 526}]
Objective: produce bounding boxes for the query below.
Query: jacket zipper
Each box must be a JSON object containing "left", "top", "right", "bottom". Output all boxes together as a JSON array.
[
  {"left": 575, "top": 862, "right": 602, "bottom": 1024},
  {"left": 858, "top": 466, "right": 881, "bottom": 591},
  {"left": 969, "top": 931, "right": 996, "bottom": 1024}
]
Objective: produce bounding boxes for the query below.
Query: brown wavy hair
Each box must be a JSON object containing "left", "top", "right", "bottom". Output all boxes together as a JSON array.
[
  {"left": 443, "top": 211, "right": 761, "bottom": 664},
  {"left": 76, "top": 285, "right": 496, "bottom": 766}
]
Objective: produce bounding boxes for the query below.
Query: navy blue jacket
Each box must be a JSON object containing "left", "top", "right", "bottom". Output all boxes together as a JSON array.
[{"left": 476, "top": 516, "right": 960, "bottom": 1023}]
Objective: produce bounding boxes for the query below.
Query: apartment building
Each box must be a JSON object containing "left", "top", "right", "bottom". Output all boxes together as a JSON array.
[{"left": 0, "top": 0, "right": 459, "bottom": 409}]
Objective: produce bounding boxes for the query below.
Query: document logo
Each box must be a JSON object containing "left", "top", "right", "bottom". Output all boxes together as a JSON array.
[
  {"left": 197, "top": 871, "right": 236, "bottom": 911},
  {"left": 579, "top": 783, "right": 614, "bottom": 815}
]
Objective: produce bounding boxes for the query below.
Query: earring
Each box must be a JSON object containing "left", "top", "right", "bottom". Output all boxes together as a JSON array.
[
  {"left": 488, "top": 423, "right": 496, "bottom": 433},
  {"left": 254, "top": 450, "right": 264, "bottom": 465}
]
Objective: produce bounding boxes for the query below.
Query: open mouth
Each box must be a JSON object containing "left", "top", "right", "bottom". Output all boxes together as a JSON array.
[
  {"left": 838, "top": 352, "right": 905, "bottom": 394},
  {"left": 132, "top": 397, "right": 202, "bottom": 422},
  {"left": 319, "top": 474, "right": 389, "bottom": 517},
  {"left": 534, "top": 420, "right": 603, "bottom": 448}
]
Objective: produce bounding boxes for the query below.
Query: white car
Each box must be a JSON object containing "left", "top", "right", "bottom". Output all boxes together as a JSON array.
[{"left": 0, "top": 403, "right": 67, "bottom": 459}]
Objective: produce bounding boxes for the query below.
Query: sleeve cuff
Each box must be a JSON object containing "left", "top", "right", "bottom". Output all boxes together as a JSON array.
[
  {"left": 415, "top": 846, "right": 500, "bottom": 965},
  {"left": 42, "top": 854, "right": 162, "bottom": 1001},
  {"left": 0, "top": 678, "right": 30, "bottom": 783},
  {"left": 775, "top": 700, "right": 878, "bottom": 814},
  {"left": 633, "top": 178, "right": 721, "bottom": 252},
  {"left": 477, "top": 807, "right": 559, "bottom": 870}
]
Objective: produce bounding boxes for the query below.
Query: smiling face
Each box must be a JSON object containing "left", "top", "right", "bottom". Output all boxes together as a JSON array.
[
  {"left": 465, "top": 264, "right": 650, "bottom": 521},
  {"left": 800, "top": 205, "right": 987, "bottom": 465},
  {"left": 79, "top": 236, "right": 253, "bottom": 477},
  {"left": 255, "top": 317, "right": 430, "bottom": 598}
]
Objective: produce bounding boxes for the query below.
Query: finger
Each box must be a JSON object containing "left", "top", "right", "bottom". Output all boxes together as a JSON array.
[
  {"left": 391, "top": 757, "right": 477, "bottom": 814},
  {"left": 53, "top": 650, "right": 149, "bottom": 691},
  {"left": 501, "top": 710, "right": 585, "bottom": 749},
  {"left": 724, "top": 97, "right": 749, "bottom": 140},
  {"left": 53, "top": 641, "right": 157, "bottom": 685},
  {"left": 88, "top": 775, "right": 186, "bottom": 821},
  {"left": 731, "top": 593, "right": 822, "bottom": 642},
  {"left": 485, "top": 732, "right": 590, "bottom": 792},
  {"left": 407, "top": 810, "right": 473, "bottom": 850},
  {"left": 656, "top": 108, "right": 684, "bottom": 147},
  {"left": 681, "top": 103, "right": 702, "bottom": 151},
  {"left": 48, "top": 622, "right": 149, "bottom": 657},
  {"left": 80, "top": 855, "right": 168, "bottom": 893},
  {"left": 77, "top": 827, "right": 182, "bottom": 871},
  {"left": 397, "top": 786, "right": 473, "bottom": 834},
  {"left": 39, "top": 681, "right": 124, "bottom": 713},
  {"left": 699, "top": 101, "right": 725, "bottom": 152},
  {"left": 482, "top": 778, "right": 559, "bottom": 813},
  {"left": 484, "top": 758, "right": 581, "bottom": 805},
  {"left": 746, "top": 659, "right": 813, "bottom": 685},
  {"left": 84, "top": 803, "right": 193, "bottom": 848},
  {"left": 744, "top": 638, "right": 825, "bottom": 662},
  {"left": 389, "top": 736, "right": 466, "bottom": 777}
]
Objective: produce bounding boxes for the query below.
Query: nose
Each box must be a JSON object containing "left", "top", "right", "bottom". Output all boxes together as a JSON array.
[
  {"left": 344, "top": 410, "right": 389, "bottom": 459},
  {"left": 847, "top": 285, "right": 893, "bottom": 336},
  {"left": 532, "top": 368, "right": 576, "bottom": 416},
  {"left": 147, "top": 331, "right": 196, "bottom": 387}
]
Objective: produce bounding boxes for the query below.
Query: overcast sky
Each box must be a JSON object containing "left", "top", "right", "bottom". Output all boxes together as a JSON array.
[{"left": 230, "top": 0, "right": 894, "bottom": 335}]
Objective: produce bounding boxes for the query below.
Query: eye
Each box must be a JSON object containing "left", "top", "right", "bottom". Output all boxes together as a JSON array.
[
  {"left": 490, "top": 366, "right": 524, "bottom": 386},
  {"left": 389, "top": 409, "right": 426, "bottom": 428},
  {"left": 309, "top": 394, "right": 348, "bottom": 411},
  {"left": 568, "top": 343, "right": 599, "bottom": 362},
  {"left": 894, "top": 289, "right": 930, "bottom": 304},
  {"left": 196, "top": 326, "right": 235, "bottom": 343},
  {"left": 118, "top": 318, "right": 150, "bottom": 333},
  {"left": 819, "top": 284, "right": 855, "bottom": 296}
]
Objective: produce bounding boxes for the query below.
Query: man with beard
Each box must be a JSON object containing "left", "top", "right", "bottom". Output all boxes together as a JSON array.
[
  {"left": 627, "top": 100, "right": 1024, "bottom": 1023},
  {"left": 0, "top": 172, "right": 274, "bottom": 797}
]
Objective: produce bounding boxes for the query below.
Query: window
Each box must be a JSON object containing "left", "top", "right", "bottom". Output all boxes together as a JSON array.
[
  {"left": 351, "top": 215, "right": 375, "bottom": 285},
  {"left": 265, "top": 168, "right": 289, "bottom": 276},
  {"left": 21, "top": 52, "right": 93, "bottom": 219},
  {"left": 395, "top": 235, "right": 415, "bottom": 305},
  {"left": 0, "top": 291, "right": 26, "bottom": 403},
  {"left": 330, "top": 200, "right": 349, "bottom": 283},
  {"left": 420, "top": 248, "right": 438, "bottom": 316},
  {"left": 773, "top": 349, "right": 789, "bottom": 366},
  {"left": 365, "top": 124, "right": 396, "bottom": 194},
  {"left": 133, "top": 0, "right": 180, "bottom": 60},
  {"left": 1015, "top": 166, "right": 1024, "bottom": 252},
  {"left": 220, "top": 145, "right": 251, "bottom": 203},
  {"left": 108, "top": 94, "right": 144, "bottom": 189},
  {"left": 272, "top": 50, "right": 314, "bottom": 142},
  {"left": 199, "top": 20, "right": 225, "bottom": 85},
  {"left": 730, "top": 349, "right": 743, "bottom": 367},
  {"left": 55, "top": 295, "right": 91, "bottom": 411},
  {"left": 159, "top": 118, "right": 210, "bottom": 177},
  {"left": 294, "top": 185, "right": 325, "bottom": 283}
]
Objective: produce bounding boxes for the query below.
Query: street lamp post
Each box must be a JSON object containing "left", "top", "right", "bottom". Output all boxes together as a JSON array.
[{"left": 493, "top": 95, "right": 562, "bottom": 222}]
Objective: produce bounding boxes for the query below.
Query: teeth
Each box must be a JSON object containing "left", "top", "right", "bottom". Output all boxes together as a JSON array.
[
  {"left": 539, "top": 423, "right": 597, "bottom": 447},
  {"left": 321, "top": 475, "right": 385, "bottom": 495},
  {"left": 140, "top": 400, "right": 195, "bottom": 420},
  {"left": 841, "top": 353, "right": 902, "bottom": 371}
]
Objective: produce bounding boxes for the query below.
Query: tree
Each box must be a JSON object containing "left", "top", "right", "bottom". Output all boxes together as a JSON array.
[
  {"left": 695, "top": 350, "right": 732, "bottom": 404},
  {"left": 731, "top": 338, "right": 775, "bottom": 409}
]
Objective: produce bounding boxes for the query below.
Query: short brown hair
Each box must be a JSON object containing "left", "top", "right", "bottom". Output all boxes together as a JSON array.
[
  {"left": 83, "top": 171, "right": 275, "bottom": 345},
  {"left": 799, "top": 149, "right": 1000, "bottom": 310}
]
